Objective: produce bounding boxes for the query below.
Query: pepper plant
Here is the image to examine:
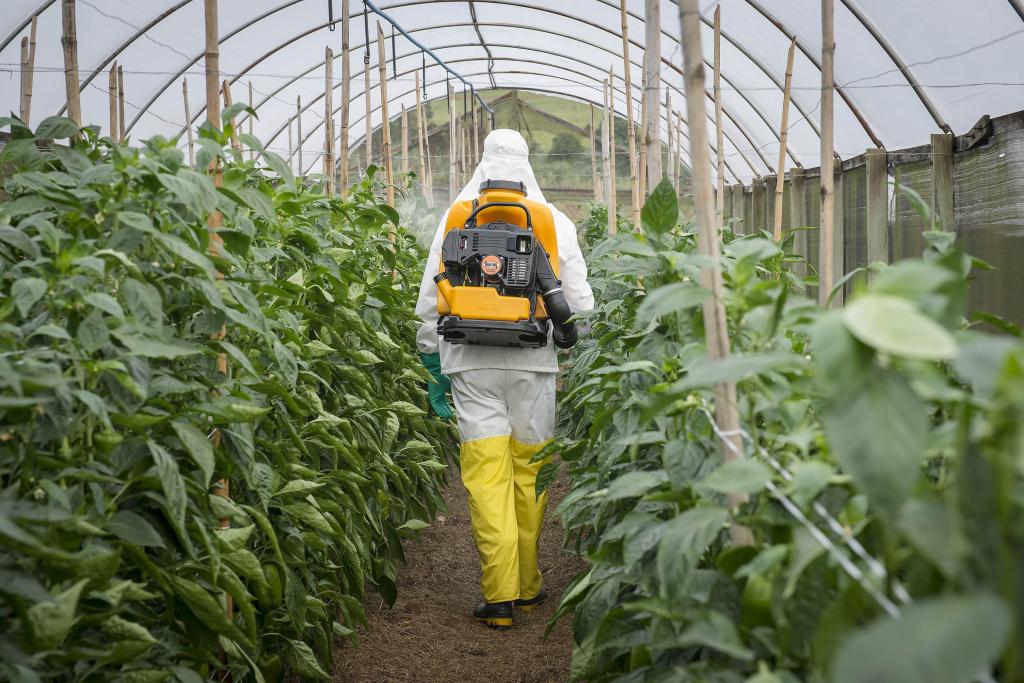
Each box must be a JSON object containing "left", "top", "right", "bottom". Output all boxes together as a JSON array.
[
  {"left": 546, "top": 179, "right": 1024, "bottom": 682},
  {"left": 0, "top": 116, "right": 452, "bottom": 682}
]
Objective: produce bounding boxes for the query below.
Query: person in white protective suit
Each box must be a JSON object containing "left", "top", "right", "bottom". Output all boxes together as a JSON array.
[{"left": 415, "top": 129, "right": 594, "bottom": 629}]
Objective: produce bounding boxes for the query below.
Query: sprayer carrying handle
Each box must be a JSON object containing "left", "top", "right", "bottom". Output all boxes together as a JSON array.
[{"left": 465, "top": 201, "right": 533, "bottom": 229}]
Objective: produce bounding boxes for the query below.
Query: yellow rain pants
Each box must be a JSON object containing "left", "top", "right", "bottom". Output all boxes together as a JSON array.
[{"left": 450, "top": 369, "right": 556, "bottom": 603}]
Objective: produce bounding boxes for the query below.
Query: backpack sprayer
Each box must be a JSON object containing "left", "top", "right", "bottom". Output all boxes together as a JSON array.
[{"left": 433, "top": 180, "right": 578, "bottom": 349}]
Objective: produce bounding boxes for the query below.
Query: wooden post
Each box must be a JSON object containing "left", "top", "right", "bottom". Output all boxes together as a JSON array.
[
  {"left": 296, "top": 96, "right": 303, "bottom": 177},
  {"left": 752, "top": 180, "right": 766, "bottom": 231},
  {"left": 401, "top": 104, "right": 409, "bottom": 179},
  {"left": 415, "top": 70, "right": 428, "bottom": 202},
  {"left": 448, "top": 83, "right": 457, "bottom": 202},
  {"left": 108, "top": 63, "right": 118, "bottom": 140},
  {"left": 117, "top": 65, "right": 126, "bottom": 143},
  {"left": 714, "top": 6, "right": 724, "bottom": 227},
  {"left": 288, "top": 119, "right": 294, "bottom": 172},
  {"left": 364, "top": 54, "right": 372, "bottom": 168},
  {"left": 731, "top": 184, "right": 744, "bottom": 226},
  {"left": 20, "top": 16, "right": 38, "bottom": 125},
  {"left": 183, "top": 79, "right": 195, "bottom": 165},
  {"left": 819, "top": 0, "right": 836, "bottom": 306},
  {"left": 675, "top": 109, "right": 683, "bottom": 195},
  {"left": 377, "top": 24, "right": 394, "bottom": 210},
  {"left": 678, "top": 0, "right": 751, "bottom": 546},
  {"left": 606, "top": 72, "right": 618, "bottom": 235},
  {"left": 773, "top": 40, "right": 796, "bottom": 241},
  {"left": 340, "top": 0, "right": 350, "bottom": 196},
  {"left": 639, "top": 70, "right": 648, "bottom": 201},
  {"left": 324, "top": 46, "right": 335, "bottom": 194},
  {"left": 832, "top": 166, "right": 845, "bottom": 305},
  {"left": 248, "top": 81, "right": 254, "bottom": 161},
  {"left": 931, "top": 133, "right": 954, "bottom": 232},
  {"left": 790, "top": 167, "right": 807, "bottom": 278},
  {"left": 619, "top": 0, "right": 641, "bottom": 227},
  {"left": 473, "top": 101, "right": 480, "bottom": 166},
  {"left": 222, "top": 80, "right": 240, "bottom": 152},
  {"left": 589, "top": 104, "right": 602, "bottom": 202},
  {"left": 866, "top": 148, "right": 888, "bottom": 276},
  {"left": 643, "top": 0, "right": 661, "bottom": 191},
  {"left": 61, "top": 0, "right": 82, "bottom": 127}
]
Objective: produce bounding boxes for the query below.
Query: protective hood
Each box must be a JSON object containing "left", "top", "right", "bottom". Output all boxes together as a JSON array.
[{"left": 456, "top": 129, "right": 546, "bottom": 203}]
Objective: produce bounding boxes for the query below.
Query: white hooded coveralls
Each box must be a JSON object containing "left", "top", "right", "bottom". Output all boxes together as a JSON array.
[{"left": 414, "top": 130, "right": 594, "bottom": 603}]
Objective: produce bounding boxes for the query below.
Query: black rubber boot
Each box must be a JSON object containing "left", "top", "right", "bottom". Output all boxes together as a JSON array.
[
  {"left": 514, "top": 586, "right": 548, "bottom": 612},
  {"left": 473, "top": 600, "right": 514, "bottom": 629}
]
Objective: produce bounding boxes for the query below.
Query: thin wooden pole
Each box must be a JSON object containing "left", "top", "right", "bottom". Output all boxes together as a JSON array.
[
  {"left": 773, "top": 39, "right": 796, "bottom": 241},
  {"left": 222, "top": 80, "right": 240, "bottom": 152},
  {"left": 108, "top": 63, "right": 118, "bottom": 140},
  {"left": 297, "top": 96, "right": 303, "bottom": 177},
  {"left": 117, "top": 65, "right": 126, "bottom": 143},
  {"left": 61, "top": 0, "right": 82, "bottom": 128},
  {"left": 473, "top": 101, "right": 480, "bottom": 166},
  {"left": 183, "top": 79, "right": 195, "bottom": 165},
  {"left": 619, "top": 0, "right": 640, "bottom": 227},
  {"left": 602, "top": 72, "right": 610, "bottom": 235},
  {"left": 448, "top": 82, "right": 457, "bottom": 202},
  {"left": 931, "top": 133, "right": 954, "bottom": 232},
  {"left": 714, "top": 6, "right": 725, "bottom": 227},
  {"left": 288, "top": 119, "right": 294, "bottom": 171},
  {"left": 589, "top": 104, "right": 602, "bottom": 202},
  {"left": 665, "top": 91, "right": 674, "bottom": 190},
  {"left": 248, "top": 80, "right": 254, "bottom": 161},
  {"left": 638, "top": 69, "right": 648, "bottom": 201},
  {"left": 416, "top": 70, "right": 428, "bottom": 202},
  {"left": 424, "top": 102, "right": 435, "bottom": 206},
  {"left": 203, "top": 0, "right": 231, "bottom": 627},
  {"left": 678, "top": 0, "right": 751, "bottom": 546},
  {"left": 401, "top": 104, "right": 409, "bottom": 178},
  {"left": 364, "top": 54, "right": 372, "bottom": 168},
  {"left": 340, "top": 0, "right": 350, "bottom": 196},
  {"left": 20, "top": 16, "right": 38, "bottom": 125},
  {"left": 377, "top": 24, "right": 394, "bottom": 210},
  {"left": 819, "top": 0, "right": 836, "bottom": 306},
  {"left": 324, "top": 46, "right": 335, "bottom": 194},
  {"left": 643, "top": 0, "right": 661, "bottom": 191},
  {"left": 675, "top": 109, "right": 682, "bottom": 195}
]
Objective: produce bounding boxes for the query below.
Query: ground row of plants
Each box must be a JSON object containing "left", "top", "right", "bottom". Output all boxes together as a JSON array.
[
  {"left": 547, "top": 180, "right": 1024, "bottom": 682},
  {"left": 0, "top": 115, "right": 453, "bottom": 681}
]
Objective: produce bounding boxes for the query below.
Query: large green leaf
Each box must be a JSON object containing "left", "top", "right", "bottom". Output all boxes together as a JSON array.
[
  {"left": 823, "top": 369, "right": 926, "bottom": 518},
  {"left": 842, "top": 294, "right": 957, "bottom": 360},
  {"left": 171, "top": 422, "right": 215, "bottom": 486},
  {"left": 641, "top": 177, "right": 679, "bottom": 235},
  {"left": 833, "top": 594, "right": 1010, "bottom": 683},
  {"left": 655, "top": 506, "right": 728, "bottom": 601},
  {"left": 26, "top": 579, "right": 88, "bottom": 649},
  {"left": 699, "top": 459, "right": 772, "bottom": 496},
  {"left": 634, "top": 282, "right": 709, "bottom": 328},
  {"left": 12, "top": 277, "right": 46, "bottom": 317}
]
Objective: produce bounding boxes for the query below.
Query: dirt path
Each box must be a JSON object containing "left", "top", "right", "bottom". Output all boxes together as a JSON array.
[{"left": 333, "top": 470, "right": 585, "bottom": 683}]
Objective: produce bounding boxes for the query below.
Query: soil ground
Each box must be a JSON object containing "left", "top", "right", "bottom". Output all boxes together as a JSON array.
[{"left": 333, "top": 469, "right": 585, "bottom": 683}]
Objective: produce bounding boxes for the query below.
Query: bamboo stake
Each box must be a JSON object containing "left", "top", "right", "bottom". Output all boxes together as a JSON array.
[
  {"left": 675, "top": 109, "right": 682, "bottom": 195},
  {"left": 473, "top": 101, "right": 480, "bottom": 166},
  {"left": 377, "top": 24, "right": 394, "bottom": 210},
  {"left": 666, "top": 91, "right": 674, "bottom": 190},
  {"left": 222, "top": 80, "right": 240, "bottom": 152},
  {"left": 643, "top": 0, "right": 661, "bottom": 191},
  {"left": 324, "top": 46, "right": 334, "bottom": 194},
  {"left": 296, "top": 96, "right": 303, "bottom": 178},
  {"left": 183, "top": 79, "right": 195, "bottom": 165},
  {"left": 773, "top": 39, "right": 796, "bottom": 242},
  {"left": 605, "top": 73, "right": 617, "bottom": 235},
  {"left": 248, "top": 80, "right": 254, "bottom": 161},
  {"left": 20, "top": 16, "right": 37, "bottom": 125},
  {"left": 340, "top": 0, "right": 350, "bottom": 196},
  {"left": 638, "top": 68, "right": 648, "bottom": 201},
  {"left": 448, "top": 82, "right": 457, "bottom": 202},
  {"left": 714, "top": 6, "right": 724, "bottom": 227},
  {"left": 589, "top": 103, "right": 602, "bottom": 202},
  {"left": 288, "top": 119, "right": 294, "bottom": 171},
  {"left": 416, "top": 70, "right": 428, "bottom": 202},
  {"left": 364, "top": 54, "right": 372, "bottom": 168},
  {"left": 401, "top": 104, "right": 409, "bottom": 178},
  {"left": 678, "top": 0, "right": 751, "bottom": 546},
  {"left": 117, "top": 65, "right": 126, "bottom": 143},
  {"left": 61, "top": 0, "right": 81, "bottom": 128},
  {"left": 108, "top": 63, "right": 118, "bottom": 140},
  {"left": 819, "top": 0, "right": 835, "bottom": 306},
  {"left": 618, "top": 0, "right": 640, "bottom": 227}
]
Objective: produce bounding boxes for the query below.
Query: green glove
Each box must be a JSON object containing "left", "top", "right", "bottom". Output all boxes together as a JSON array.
[{"left": 419, "top": 352, "right": 454, "bottom": 420}]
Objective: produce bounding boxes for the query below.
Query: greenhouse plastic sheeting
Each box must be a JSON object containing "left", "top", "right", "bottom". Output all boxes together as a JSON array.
[{"left": 3, "top": 0, "right": 1024, "bottom": 183}]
